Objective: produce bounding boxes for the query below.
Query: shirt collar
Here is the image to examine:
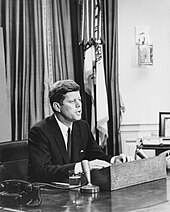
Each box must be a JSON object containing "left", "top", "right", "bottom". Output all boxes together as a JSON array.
[{"left": 54, "top": 114, "right": 73, "bottom": 133}]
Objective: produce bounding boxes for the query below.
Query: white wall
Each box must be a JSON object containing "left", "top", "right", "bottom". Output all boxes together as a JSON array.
[{"left": 118, "top": 0, "right": 170, "bottom": 125}]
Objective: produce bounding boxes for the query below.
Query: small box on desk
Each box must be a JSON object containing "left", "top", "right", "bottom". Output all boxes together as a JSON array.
[{"left": 91, "top": 154, "right": 167, "bottom": 191}]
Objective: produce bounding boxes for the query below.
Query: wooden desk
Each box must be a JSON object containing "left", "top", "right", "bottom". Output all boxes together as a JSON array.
[{"left": 1, "top": 171, "right": 170, "bottom": 212}]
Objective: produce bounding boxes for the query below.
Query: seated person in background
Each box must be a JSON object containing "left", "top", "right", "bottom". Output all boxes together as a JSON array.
[{"left": 28, "top": 79, "right": 133, "bottom": 183}]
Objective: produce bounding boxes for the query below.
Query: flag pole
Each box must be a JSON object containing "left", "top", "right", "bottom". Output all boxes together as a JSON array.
[
  {"left": 82, "top": 0, "right": 109, "bottom": 147},
  {"left": 92, "top": 41, "right": 99, "bottom": 144}
]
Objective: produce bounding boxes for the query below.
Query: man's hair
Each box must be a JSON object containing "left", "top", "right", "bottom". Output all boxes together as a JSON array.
[{"left": 49, "top": 79, "right": 80, "bottom": 111}]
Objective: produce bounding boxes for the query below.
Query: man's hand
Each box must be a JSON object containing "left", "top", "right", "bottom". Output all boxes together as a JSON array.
[
  {"left": 89, "top": 159, "right": 111, "bottom": 170},
  {"left": 112, "top": 153, "right": 134, "bottom": 164}
]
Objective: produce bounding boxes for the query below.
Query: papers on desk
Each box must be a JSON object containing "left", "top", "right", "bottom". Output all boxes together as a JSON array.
[
  {"left": 161, "top": 137, "right": 170, "bottom": 144},
  {"left": 142, "top": 136, "right": 170, "bottom": 145},
  {"left": 142, "top": 137, "right": 160, "bottom": 145}
]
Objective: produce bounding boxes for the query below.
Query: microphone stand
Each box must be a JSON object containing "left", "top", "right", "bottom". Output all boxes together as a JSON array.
[{"left": 80, "top": 160, "right": 100, "bottom": 194}]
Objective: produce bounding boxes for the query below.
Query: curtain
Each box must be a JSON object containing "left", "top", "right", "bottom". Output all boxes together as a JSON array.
[
  {"left": 73, "top": 0, "right": 122, "bottom": 155},
  {"left": 71, "top": 0, "right": 122, "bottom": 155},
  {"left": 69, "top": 0, "right": 89, "bottom": 122},
  {"left": 103, "top": 0, "right": 122, "bottom": 155},
  {"left": 0, "top": 0, "right": 75, "bottom": 141},
  {"left": 0, "top": 0, "right": 122, "bottom": 155}
]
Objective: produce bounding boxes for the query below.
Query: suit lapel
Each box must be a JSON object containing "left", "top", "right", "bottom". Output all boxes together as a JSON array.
[{"left": 49, "top": 115, "right": 69, "bottom": 163}]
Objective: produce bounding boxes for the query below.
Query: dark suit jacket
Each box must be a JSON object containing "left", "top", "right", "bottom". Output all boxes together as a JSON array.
[{"left": 28, "top": 114, "right": 112, "bottom": 182}]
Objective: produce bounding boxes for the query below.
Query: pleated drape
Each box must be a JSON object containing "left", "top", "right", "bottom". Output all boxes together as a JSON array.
[
  {"left": 0, "top": 0, "right": 75, "bottom": 141},
  {"left": 103, "top": 0, "right": 122, "bottom": 155},
  {"left": 0, "top": 0, "right": 122, "bottom": 155}
]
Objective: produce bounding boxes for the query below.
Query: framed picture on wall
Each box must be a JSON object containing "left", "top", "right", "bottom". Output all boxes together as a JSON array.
[
  {"left": 164, "top": 118, "right": 170, "bottom": 136},
  {"left": 159, "top": 112, "right": 170, "bottom": 137}
]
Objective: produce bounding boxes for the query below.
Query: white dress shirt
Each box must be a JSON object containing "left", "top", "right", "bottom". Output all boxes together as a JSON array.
[{"left": 54, "top": 115, "right": 72, "bottom": 150}]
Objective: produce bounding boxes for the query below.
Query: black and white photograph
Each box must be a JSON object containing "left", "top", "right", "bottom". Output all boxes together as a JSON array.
[{"left": 0, "top": 0, "right": 170, "bottom": 211}]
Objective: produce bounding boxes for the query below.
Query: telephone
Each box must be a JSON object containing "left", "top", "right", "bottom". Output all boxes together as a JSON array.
[{"left": 0, "top": 179, "right": 41, "bottom": 207}]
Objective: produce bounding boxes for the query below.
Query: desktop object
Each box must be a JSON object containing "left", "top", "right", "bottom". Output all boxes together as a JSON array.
[
  {"left": 91, "top": 154, "right": 167, "bottom": 191},
  {"left": 0, "top": 140, "right": 168, "bottom": 211}
]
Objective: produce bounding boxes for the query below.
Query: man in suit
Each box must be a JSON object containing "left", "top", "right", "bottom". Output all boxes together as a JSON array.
[{"left": 28, "top": 79, "right": 132, "bottom": 183}]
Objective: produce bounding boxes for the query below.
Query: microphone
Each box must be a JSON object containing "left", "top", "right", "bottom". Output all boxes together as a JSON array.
[{"left": 80, "top": 160, "right": 100, "bottom": 193}]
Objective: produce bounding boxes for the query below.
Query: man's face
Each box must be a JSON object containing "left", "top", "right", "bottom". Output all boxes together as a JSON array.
[{"left": 58, "top": 91, "right": 82, "bottom": 123}]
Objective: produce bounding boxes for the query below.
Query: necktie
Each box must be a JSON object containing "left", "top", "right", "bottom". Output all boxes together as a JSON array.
[{"left": 67, "top": 128, "right": 72, "bottom": 162}]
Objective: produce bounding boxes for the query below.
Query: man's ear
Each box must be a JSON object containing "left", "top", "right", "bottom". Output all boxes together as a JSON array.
[{"left": 53, "top": 102, "right": 61, "bottom": 112}]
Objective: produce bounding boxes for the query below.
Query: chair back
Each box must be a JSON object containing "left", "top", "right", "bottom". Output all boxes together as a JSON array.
[{"left": 0, "top": 140, "right": 28, "bottom": 182}]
